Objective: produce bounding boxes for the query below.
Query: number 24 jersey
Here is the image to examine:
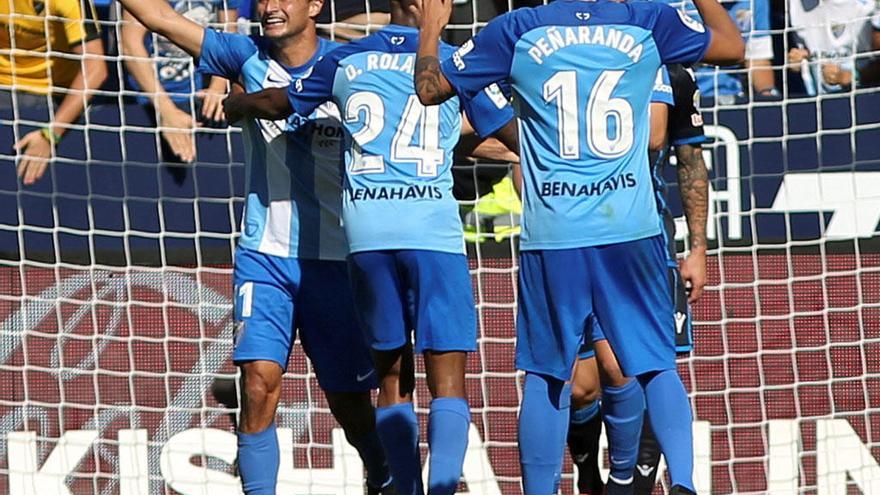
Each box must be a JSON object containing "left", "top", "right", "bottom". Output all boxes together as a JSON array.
[{"left": 287, "top": 25, "right": 513, "bottom": 255}]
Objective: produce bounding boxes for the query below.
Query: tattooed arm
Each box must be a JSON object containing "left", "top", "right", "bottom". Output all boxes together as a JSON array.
[
  {"left": 676, "top": 143, "right": 709, "bottom": 302},
  {"left": 415, "top": 0, "right": 457, "bottom": 105}
]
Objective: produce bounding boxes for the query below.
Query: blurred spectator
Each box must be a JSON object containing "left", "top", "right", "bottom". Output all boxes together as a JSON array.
[
  {"left": 664, "top": 0, "right": 777, "bottom": 101},
  {"left": 316, "top": 0, "right": 389, "bottom": 41},
  {"left": 787, "top": 0, "right": 880, "bottom": 95},
  {"left": 120, "top": 0, "right": 238, "bottom": 162},
  {"left": 0, "top": 0, "right": 108, "bottom": 185}
]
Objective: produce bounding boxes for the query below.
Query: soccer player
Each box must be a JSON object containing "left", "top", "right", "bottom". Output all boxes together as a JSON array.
[
  {"left": 113, "top": 0, "right": 394, "bottom": 493},
  {"left": 566, "top": 64, "right": 710, "bottom": 495},
  {"left": 221, "top": 2, "right": 516, "bottom": 494},
  {"left": 563, "top": 67, "right": 676, "bottom": 495},
  {"left": 413, "top": 1, "right": 743, "bottom": 494}
]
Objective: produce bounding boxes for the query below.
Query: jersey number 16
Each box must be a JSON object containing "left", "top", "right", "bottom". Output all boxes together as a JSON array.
[{"left": 543, "top": 69, "right": 634, "bottom": 160}]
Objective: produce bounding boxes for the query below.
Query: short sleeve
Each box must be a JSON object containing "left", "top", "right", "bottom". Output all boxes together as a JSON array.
[
  {"left": 651, "top": 67, "right": 674, "bottom": 106},
  {"left": 440, "top": 12, "right": 518, "bottom": 102},
  {"left": 651, "top": 4, "right": 712, "bottom": 65},
  {"left": 287, "top": 55, "right": 338, "bottom": 117},
  {"left": 54, "top": 0, "right": 101, "bottom": 47},
  {"left": 667, "top": 65, "right": 706, "bottom": 147},
  {"left": 461, "top": 83, "right": 516, "bottom": 138},
  {"left": 198, "top": 29, "right": 257, "bottom": 80}
]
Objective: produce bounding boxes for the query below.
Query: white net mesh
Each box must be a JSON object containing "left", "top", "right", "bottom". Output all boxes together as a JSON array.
[{"left": 2, "top": 0, "right": 880, "bottom": 493}]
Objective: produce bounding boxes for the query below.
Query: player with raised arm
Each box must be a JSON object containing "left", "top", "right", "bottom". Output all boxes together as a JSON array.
[
  {"left": 222, "top": 1, "right": 516, "bottom": 494},
  {"left": 413, "top": 0, "right": 742, "bottom": 494},
  {"left": 113, "top": 0, "right": 394, "bottom": 493},
  {"left": 566, "top": 64, "right": 711, "bottom": 495}
]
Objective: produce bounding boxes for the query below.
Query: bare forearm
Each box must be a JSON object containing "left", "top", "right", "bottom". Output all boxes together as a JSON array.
[
  {"left": 467, "top": 137, "right": 519, "bottom": 163},
  {"left": 676, "top": 144, "right": 709, "bottom": 252},
  {"left": 123, "top": 47, "right": 176, "bottom": 110},
  {"left": 493, "top": 119, "right": 519, "bottom": 156},
  {"left": 224, "top": 87, "right": 292, "bottom": 121},
  {"left": 415, "top": 34, "right": 454, "bottom": 105},
  {"left": 692, "top": 0, "right": 745, "bottom": 65},
  {"left": 51, "top": 44, "right": 107, "bottom": 135},
  {"left": 649, "top": 103, "right": 668, "bottom": 152},
  {"left": 120, "top": 3, "right": 204, "bottom": 57},
  {"left": 747, "top": 59, "right": 775, "bottom": 92}
]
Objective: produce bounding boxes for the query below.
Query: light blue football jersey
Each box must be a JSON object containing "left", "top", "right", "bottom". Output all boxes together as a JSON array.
[
  {"left": 285, "top": 25, "right": 514, "bottom": 255},
  {"left": 198, "top": 30, "right": 348, "bottom": 260},
  {"left": 441, "top": 0, "right": 711, "bottom": 250}
]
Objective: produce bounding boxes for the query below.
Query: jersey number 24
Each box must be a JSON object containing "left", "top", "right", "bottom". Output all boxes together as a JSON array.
[{"left": 344, "top": 92, "right": 444, "bottom": 178}]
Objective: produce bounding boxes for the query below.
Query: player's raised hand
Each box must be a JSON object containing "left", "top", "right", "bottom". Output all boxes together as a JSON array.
[
  {"left": 679, "top": 250, "right": 707, "bottom": 303},
  {"left": 417, "top": 0, "right": 454, "bottom": 36}
]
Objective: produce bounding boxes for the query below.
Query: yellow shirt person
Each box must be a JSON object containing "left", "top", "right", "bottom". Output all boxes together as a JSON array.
[
  {"left": 0, "top": 0, "right": 102, "bottom": 93},
  {"left": 0, "top": 0, "right": 107, "bottom": 185}
]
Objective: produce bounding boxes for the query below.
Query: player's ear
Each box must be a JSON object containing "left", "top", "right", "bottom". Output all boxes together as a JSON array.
[{"left": 308, "top": 0, "right": 323, "bottom": 19}]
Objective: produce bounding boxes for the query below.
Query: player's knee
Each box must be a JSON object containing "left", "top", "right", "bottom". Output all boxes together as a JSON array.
[
  {"left": 326, "top": 391, "right": 375, "bottom": 436},
  {"left": 425, "top": 350, "right": 467, "bottom": 398},
  {"left": 599, "top": 362, "right": 629, "bottom": 388},
  {"left": 373, "top": 346, "right": 415, "bottom": 405},
  {"left": 570, "top": 379, "right": 600, "bottom": 410},
  {"left": 595, "top": 342, "right": 629, "bottom": 388},
  {"left": 239, "top": 361, "right": 283, "bottom": 431}
]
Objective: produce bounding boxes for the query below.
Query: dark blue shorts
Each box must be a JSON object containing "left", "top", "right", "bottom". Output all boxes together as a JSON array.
[
  {"left": 232, "top": 247, "right": 377, "bottom": 392},
  {"left": 347, "top": 250, "right": 477, "bottom": 354},
  {"left": 517, "top": 235, "right": 675, "bottom": 380}
]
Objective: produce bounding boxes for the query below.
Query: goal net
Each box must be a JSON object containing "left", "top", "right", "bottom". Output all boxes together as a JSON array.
[{"left": 2, "top": 1, "right": 880, "bottom": 493}]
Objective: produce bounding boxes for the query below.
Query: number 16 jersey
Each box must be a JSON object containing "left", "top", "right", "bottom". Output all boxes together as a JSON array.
[{"left": 441, "top": 0, "right": 711, "bottom": 250}]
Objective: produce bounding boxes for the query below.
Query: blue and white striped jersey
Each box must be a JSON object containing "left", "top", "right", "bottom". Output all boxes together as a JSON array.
[{"left": 199, "top": 30, "right": 348, "bottom": 260}]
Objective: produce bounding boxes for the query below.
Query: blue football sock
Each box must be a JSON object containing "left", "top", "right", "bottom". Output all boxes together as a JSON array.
[
  {"left": 237, "top": 423, "right": 279, "bottom": 495},
  {"left": 571, "top": 400, "right": 600, "bottom": 425},
  {"left": 639, "top": 370, "right": 695, "bottom": 492},
  {"left": 376, "top": 403, "right": 424, "bottom": 495},
  {"left": 346, "top": 429, "right": 391, "bottom": 488},
  {"left": 428, "top": 398, "right": 470, "bottom": 495},
  {"left": 602, "top": 379, "right": 644, "bottom": 486},
  {"left": 519, "top": 372, "right": 571, "bottom": 495}
]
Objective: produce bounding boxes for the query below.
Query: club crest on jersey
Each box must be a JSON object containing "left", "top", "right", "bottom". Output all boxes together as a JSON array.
[
  {"left": 453, "top": 39, "right": 474, "bottom": 70},
  {"left": 677, "top": 9, "right": 705, "bottom": 33}
]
